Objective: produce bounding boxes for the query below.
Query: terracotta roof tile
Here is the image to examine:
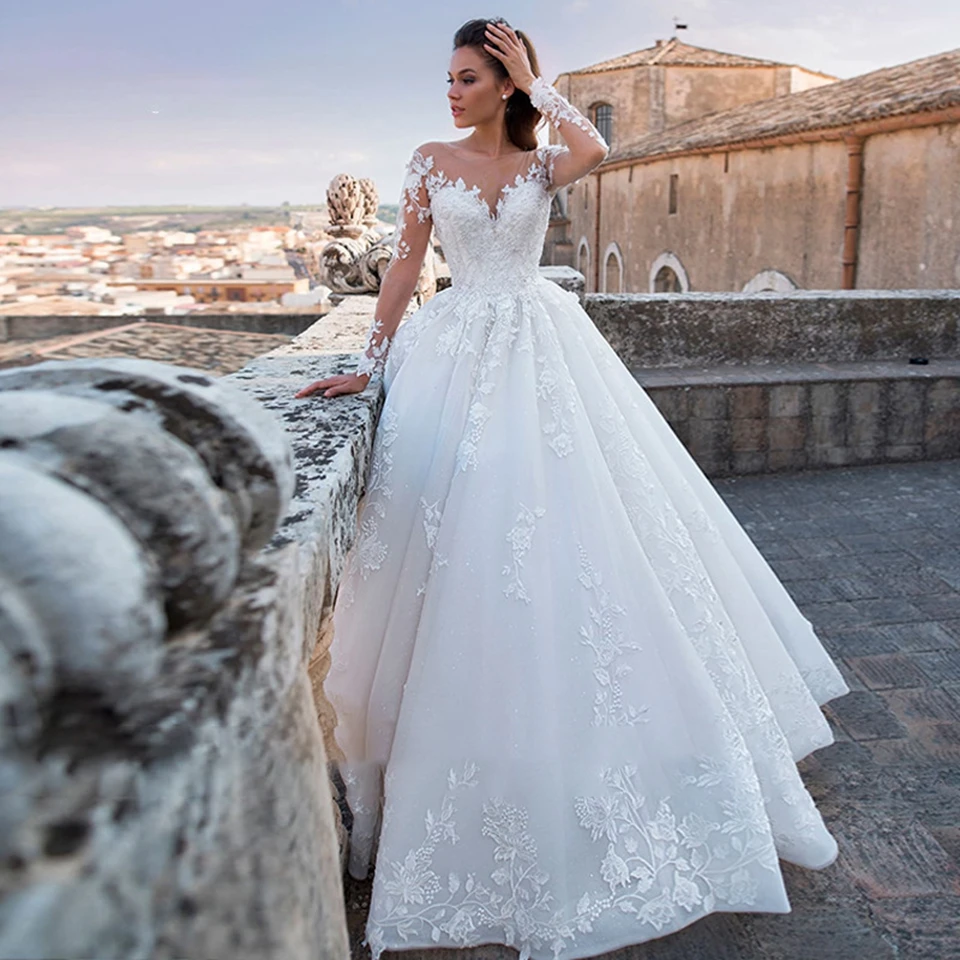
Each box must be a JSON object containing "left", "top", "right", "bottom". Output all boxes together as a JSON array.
[
  {"left": 563, "top": 38, "right": 806, "bottom": 75},
  {"left": 0, "top": 322, "right": 289, "bottom": 377},
  {"left": 607, "top": 47, "right": 960, "bottom": 164}
]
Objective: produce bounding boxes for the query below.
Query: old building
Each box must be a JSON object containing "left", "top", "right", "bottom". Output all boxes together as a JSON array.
[{"left": 544, "top": 43, "right": 960, "bottom": 294}]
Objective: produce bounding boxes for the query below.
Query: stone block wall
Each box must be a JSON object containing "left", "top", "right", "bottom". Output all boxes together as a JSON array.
[
  {"left": 645, "top": 372, "right": 960, "bottom": 477},
  {"left": 585, "top": 290, "right": 960, "bottom": 477}
]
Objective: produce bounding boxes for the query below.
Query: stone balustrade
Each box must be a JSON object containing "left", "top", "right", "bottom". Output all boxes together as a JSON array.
[{"left": 0, "top": 358, "right": 350, "bottom": 959}]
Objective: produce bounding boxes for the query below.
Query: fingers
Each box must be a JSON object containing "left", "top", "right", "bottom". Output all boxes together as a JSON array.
[
  {"left": 294, "top": 376, "right": 344, "bottom": 398},
  {"left": 485, "top": 22, "right": 514, "bottom": 52}
]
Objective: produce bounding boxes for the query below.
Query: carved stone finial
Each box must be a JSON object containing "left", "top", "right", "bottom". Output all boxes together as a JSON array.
[
  {"left": 321, "top": 171, "right": 437, "bottom": 298},
  {"left": 326, "top": 174, "right": 366, "bottom": 240},
  {"left": 357, "top": 178, "right": 379, "bottom": 225}
]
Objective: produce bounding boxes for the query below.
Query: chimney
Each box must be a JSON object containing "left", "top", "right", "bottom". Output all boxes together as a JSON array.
[{"left": 654, "top": 39, "right": 664, "bottom": 47}]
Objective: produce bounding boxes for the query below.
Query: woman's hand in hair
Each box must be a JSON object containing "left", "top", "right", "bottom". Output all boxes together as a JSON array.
[{"left": 483, "top": 21, "right": 536, "bottom": 96}]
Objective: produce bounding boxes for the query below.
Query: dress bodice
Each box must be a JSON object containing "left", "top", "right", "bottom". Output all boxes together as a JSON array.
[
  {"left": 392, "top": 143, "right": 565, "bottom": 297},
  {"left": 419, "top": 145, "right": 560, "bottom": 293}
]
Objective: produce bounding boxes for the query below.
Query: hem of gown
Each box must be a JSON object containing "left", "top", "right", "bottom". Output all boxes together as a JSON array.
[{"left": 367, "top": 899, "right": 794, "bottom": 960}]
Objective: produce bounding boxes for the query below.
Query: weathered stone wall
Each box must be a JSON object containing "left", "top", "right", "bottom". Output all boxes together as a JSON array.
[
  {"left": 0, "top": 358, "right": 352, "bottom": 959},
  {"left": 568, "top": 117, "right": 960, "bottom": 294},
  {"left": 858, "top": 123, "right": 960, "bottom": 290},
  {"left": 585, "top": 139, "right": 849, "bottom": 294},
  {"left": 643, "top": 372, "right": 960, "bottom": 477},
  {"left": 586, "top": 290, "right": 960, "bottom": 367}
]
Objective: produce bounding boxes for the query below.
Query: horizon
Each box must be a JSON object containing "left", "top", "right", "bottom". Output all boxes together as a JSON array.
[{"left": 2, "top": 0, "right": 957, "bottom": 208}]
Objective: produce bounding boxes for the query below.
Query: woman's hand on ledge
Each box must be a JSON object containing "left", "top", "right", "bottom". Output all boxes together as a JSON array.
[{"left": 294, "top": 373, "right": 371, "bottom": 399}]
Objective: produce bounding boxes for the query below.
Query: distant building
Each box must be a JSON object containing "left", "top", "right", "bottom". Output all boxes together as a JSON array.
[
  {"left": 66, "top": 225, "right": 115, "bottom": 244},
  {"left": 544, "top": 42, "right": 960, "bottom": 293},
  {"left": 118, "top": 277, "right": 308, "bottom": 304}
]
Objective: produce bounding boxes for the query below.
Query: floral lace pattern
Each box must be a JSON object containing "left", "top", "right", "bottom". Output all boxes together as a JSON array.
[
  {"left": 502, "top": 503, "right": 546, "bottom": 603},
  {"left": 337, "top": 406, "right": 399, "bottom": 608},
  {"left": 529, "top": 75, "right": 609, "bottom": 150},
  {"left": 367, "top": 753, "right": 782, "bottom": 960},
  {"left": 416, "top": 496, "right": 448, "bottom": 597},
  {"left": 576, "top": 545, "right": 648, "bottom": 727},
  {"left": 356, "top": 316, "right": 391, "bottom": 378}
]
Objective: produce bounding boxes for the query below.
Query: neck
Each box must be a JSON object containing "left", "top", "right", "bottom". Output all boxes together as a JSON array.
[{"left": 463, "top": 115, "right": 516, "bottom": 157}]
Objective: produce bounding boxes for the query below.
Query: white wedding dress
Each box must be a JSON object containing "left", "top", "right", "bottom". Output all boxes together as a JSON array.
[{"left": 324, "top": 77, "right": 849, "bottom": 960}]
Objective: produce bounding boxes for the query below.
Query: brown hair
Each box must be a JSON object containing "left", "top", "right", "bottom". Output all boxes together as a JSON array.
[{"left": 452, "top": 17, "right": 543, "bottom": 151}]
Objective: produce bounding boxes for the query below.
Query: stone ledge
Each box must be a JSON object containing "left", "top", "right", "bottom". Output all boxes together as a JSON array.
[{"left": 588, "top": 290, "right": 960, "bottom": 368}]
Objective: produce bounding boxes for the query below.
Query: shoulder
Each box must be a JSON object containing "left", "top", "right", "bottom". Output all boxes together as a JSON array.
[{"left": 411, "top": 140, "right": 449, "bottom": 161}]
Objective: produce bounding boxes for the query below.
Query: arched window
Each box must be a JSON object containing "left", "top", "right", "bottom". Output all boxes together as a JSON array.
[
  {"left": 654, "top": 267, "right": 681, "bottom": 292},
  {"left": 741, "top": 269, "right": 798, "bottom": 293},
  {"left": 576, "top": 237, "right": 590, "bottom": 283},
  {"left": 648, "top": 252, "right": 690, "bottom": 293},
  {"left": 593, "top": 103, "right": 613, "bottom": 147},
  {"left": 602, "top": 242, "right": 623, "bottom": 293}
]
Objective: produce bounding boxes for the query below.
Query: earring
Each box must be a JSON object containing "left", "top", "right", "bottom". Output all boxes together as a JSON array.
[{"left": 502, "top": 94, "right": 508, "bottom": 100}]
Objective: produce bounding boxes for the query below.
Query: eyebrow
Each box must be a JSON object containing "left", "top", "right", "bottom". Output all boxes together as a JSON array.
[{"left": 447, "top": 68, "right": 478, "bottom": 77}]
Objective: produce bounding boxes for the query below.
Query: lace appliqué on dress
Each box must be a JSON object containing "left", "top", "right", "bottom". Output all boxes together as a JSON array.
[
  {"left": 576, "top": 545, "right": 648, "bottom": 727},
  {"left": 366, "top": 756, "right": 781, "bottom": 960},
  {"left": 529, "top": 76, "right": 608, "bottom": 151},
  {"left": 502, "top": 504, "right": 546, "bottom": 603},
  {"left": 416, "top": 497, "right": 449, "bottom": 597},
  {"left": 338, "top": 406, "right": 400, "bottom": 606}
]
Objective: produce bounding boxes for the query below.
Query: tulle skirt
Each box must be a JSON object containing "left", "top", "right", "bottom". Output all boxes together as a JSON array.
[{"left": 324, "top": 276, "right": 849, "bottom": 960}]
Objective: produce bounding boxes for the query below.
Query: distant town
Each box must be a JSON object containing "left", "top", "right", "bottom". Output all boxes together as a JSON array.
[{"left": 0, "top": 204, "right": 397, "bottom": 317}]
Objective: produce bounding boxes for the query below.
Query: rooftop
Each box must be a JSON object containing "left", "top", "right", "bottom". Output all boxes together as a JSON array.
[
  {"left": 561, "top": 37, "right": 833, "bottom": 76},
  {"left": 607, "top": 46, "right": 960, "bottom": 164},
  {"left": 0, "top": 320, "right": 291, "bottom": 376}
]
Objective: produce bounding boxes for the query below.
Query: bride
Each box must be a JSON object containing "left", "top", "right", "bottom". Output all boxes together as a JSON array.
[{"left": 296, "top": 17, "right": 849, "bottom": 960}]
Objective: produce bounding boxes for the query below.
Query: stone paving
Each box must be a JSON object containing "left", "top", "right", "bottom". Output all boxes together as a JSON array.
[{"left": 343, "top": 457, "right": 960, "bottom": 960}]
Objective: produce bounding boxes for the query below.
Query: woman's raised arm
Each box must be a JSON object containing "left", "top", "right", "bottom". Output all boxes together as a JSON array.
[{"left": 483, "top": 20, "right": 609, "bottom": 191}]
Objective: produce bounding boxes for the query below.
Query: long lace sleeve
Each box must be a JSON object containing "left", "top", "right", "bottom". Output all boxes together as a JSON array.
[
  {"left": 355, "top": 148, "right": 435, "bottom": 378},
  {"left": 528, "top": 76, "right": 609, "bottom": 191},
  {"left": 530, "top": 76, "right": 608, "bottom": 149}
]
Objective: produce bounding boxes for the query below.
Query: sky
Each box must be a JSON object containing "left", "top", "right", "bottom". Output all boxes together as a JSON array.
[{"left": 1, "top": 0, "right": 957, "bottom": 208}]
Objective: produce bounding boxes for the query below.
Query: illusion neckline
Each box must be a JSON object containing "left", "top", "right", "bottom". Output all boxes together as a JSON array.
[{"left": 424, "top": 149, "right": 546, "bottom": 224}]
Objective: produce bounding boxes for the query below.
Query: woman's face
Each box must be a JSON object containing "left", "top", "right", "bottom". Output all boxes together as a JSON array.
[{"left": 447, "top": 44, "right": 510, "bottom": 128}]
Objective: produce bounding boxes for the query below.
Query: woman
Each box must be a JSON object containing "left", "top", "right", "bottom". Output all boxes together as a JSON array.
[{"left": 296, "top": 18, "right": 849, "bottom": 960}]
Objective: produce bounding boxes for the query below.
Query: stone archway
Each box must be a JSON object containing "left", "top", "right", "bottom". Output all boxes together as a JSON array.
[
  {"left": 602, "top": 242, "right": 624, "bottom": 293},
  {"left": 741, "top": 269, "right": 798, "bottom": 293},
  {"left": 649, "top": 252, "right": 689, "bottom": 293}
]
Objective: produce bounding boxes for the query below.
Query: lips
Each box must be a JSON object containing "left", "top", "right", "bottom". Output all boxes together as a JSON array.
[{"left": 451, "top": 107, "right": 464, "bottom": 116}]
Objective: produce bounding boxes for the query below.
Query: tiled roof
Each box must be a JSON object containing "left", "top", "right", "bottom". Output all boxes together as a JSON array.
[
  {"left": 607, "top": 47, "right": 960, "bottom": 164},
  {"left": 0, "top": 322, "right": 290, "bottom": 377},
  {"left": 563, "top": 38, "right": 810, "bottom": 76}
]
